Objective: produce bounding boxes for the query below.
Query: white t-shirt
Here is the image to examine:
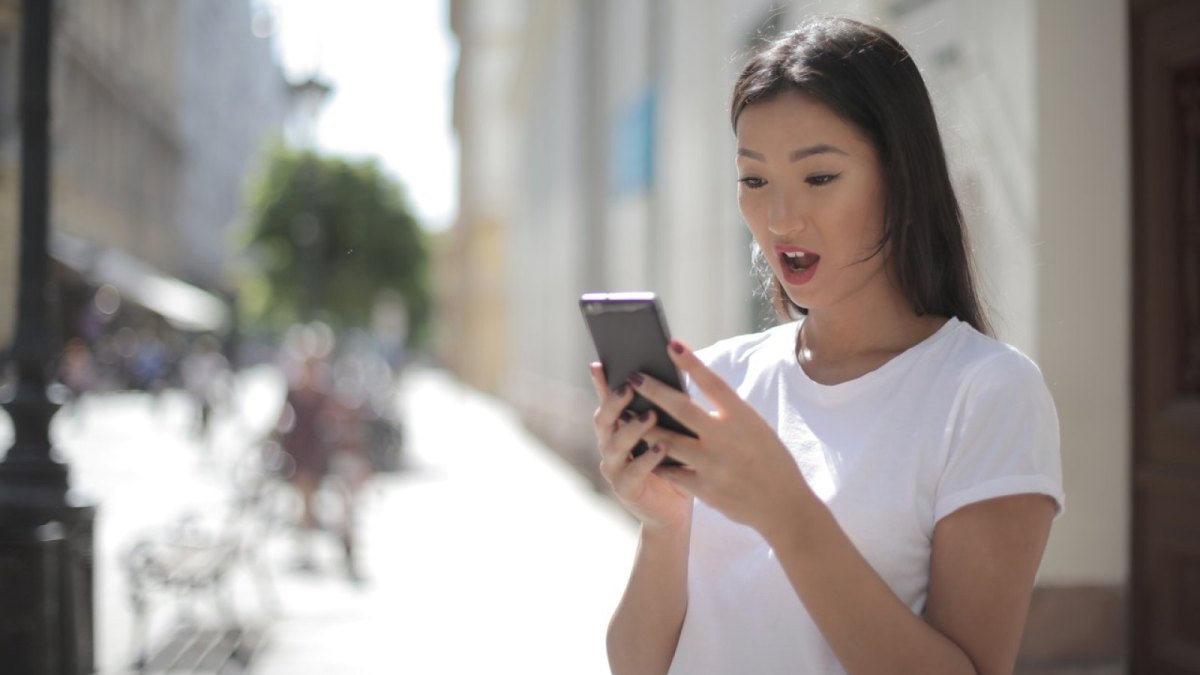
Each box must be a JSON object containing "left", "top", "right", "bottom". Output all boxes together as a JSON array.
[{"left": 667, "top": 318, "right": 1064, "bottom": 675}]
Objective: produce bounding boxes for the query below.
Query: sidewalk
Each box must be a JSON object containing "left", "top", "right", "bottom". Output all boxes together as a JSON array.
[
  {"left": 252, "top": 367, "right": 637, "bottom": 674},
  {"left": 5, "top": 365, "right": 636, "bottom": 674}
]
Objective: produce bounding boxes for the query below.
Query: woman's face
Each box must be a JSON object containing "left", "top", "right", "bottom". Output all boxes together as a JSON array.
[{"left": 735, "top": 89, "right": 890, "bottom": 315}]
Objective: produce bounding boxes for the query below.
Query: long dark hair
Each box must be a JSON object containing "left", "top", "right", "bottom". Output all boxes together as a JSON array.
[{"left": 731, "top": 16, "right": 991, "bottom": 336}]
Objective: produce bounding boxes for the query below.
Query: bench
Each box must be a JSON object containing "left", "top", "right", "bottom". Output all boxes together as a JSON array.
[
  {"left": 123, "top": 445, "right": 286, "bottom": 672},
  {"left": 137, "top": 626, "right": 266, "bottom": 675}
]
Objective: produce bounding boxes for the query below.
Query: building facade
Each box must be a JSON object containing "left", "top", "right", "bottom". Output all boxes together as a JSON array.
[
  {"left": 176, "top": 0, "right": 290, "bottom": 289},
  {"left": 0, "top": 0, "right": 289, "bottom": 348},
  {"left": 53, "top": 0, "right": 183, "bottom": 274},
  {"left": 448, "top": 0, "right": 1199, "bottom": 672},
  {"left": 439, "top": 0, "right": 526, "bottom": 396}
]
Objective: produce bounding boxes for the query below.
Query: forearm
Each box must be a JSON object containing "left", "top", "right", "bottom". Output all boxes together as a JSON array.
[
  {"left": 764, "top": 497, "right": 976, "bottom": 675},
  {"left": 607, "top": 521, "right": 691, "bottom": 675}
]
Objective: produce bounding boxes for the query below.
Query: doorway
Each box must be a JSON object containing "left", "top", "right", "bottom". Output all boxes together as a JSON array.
[{"left": 1130, "top": 0, "right": 1200, "bottom": 673}]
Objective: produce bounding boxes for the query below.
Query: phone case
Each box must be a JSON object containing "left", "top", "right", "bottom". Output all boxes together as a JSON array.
[{"left": 580, "top": 292, "right": 695, "bottom": 463}]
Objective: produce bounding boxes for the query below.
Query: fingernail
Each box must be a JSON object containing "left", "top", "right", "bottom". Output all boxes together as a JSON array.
[
  {"left": 616, "top": 384, "right": 629, "bottom": 397},
  {"left": 638, "top": 410, "right": 652, "bottom": 422},
  {"left": 619, "top": 410, "right": 634, "bottom": 422},
  {"left": 651, "top": 443, "right": 664, "bottom": 454},
  {"left": 628, "top": 372, "right": 644, "bottom": 386},
  {"left": 669, "top": 340, "right": 685, "bottom": 355}
]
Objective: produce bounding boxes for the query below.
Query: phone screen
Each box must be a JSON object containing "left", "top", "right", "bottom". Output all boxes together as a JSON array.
[{"left": 580, "top": 292, "right": 694, "bottom": 462}]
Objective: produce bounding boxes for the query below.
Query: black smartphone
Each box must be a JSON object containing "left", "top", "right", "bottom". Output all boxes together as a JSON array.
[{"left": 580, "top": 292, "right": 694, "bottom": 465}]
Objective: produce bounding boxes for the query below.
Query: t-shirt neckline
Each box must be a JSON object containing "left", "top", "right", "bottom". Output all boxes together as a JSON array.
[{"left": 788, "top": 317, "right": 963, "bottom": 397}]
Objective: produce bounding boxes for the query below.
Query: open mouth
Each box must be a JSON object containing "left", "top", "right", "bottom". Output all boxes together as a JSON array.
[{"left": 780, "top": 250, "right": 821, "bottom": 273}]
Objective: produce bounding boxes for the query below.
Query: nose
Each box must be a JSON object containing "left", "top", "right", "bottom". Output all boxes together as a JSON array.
[{"left": 766, "top": 187, "right": 806, "bottom": 236}]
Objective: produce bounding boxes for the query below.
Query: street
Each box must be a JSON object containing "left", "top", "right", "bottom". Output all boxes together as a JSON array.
[{"left": 0, "top": 365, "right": 636, "bottom": 674}]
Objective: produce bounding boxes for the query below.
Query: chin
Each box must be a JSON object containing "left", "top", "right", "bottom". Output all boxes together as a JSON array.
[{"left": 777, "top": 288, "right": 811, "bottom": 318}]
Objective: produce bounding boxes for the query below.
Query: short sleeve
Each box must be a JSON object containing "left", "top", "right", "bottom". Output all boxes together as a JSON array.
[{"left": 934, "top": 350, "right": 1065, "bottom": 523}]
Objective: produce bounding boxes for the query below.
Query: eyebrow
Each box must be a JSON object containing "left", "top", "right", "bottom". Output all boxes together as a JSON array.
[{"left": 737, "top": 144, "right": 849, "bottom": 162}]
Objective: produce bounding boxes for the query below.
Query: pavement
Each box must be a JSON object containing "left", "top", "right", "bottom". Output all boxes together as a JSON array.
[{"left": 0, "top": 364, "right": 637, "bottom": 674}]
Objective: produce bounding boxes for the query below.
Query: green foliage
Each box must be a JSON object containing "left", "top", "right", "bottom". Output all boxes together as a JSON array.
[{"left": 240, "top": 145, "right": 431, "bottom": 345}]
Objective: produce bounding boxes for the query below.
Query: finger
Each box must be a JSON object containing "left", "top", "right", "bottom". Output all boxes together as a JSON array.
[
  {"left": 593, "top": 383, "right": 635, "bottom": 437},
  {"left": 627, "top": 372, "right": 711, "bottom": 435},
  {"left": 641, "top": 426, "right": 706, "bottom": 469},
  {"left": 599, "top": 411, "right": 657, "bottom": 467},
  {"left": 653, "top": 463, "right": 700, "bottom": 494},
  {"left": 588, "top": 362, "right": 610, "bottom": 401},
  {"left": 667, "top": 339, "right": 741, "bottom": 414},
  {"left": 610, "top": 441, "right": 671, "bottom": 495}
]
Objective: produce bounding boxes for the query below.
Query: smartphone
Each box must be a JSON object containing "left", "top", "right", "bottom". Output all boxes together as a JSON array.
[{"left": 580, "top": 292, "right": 694, "bottom": 464}]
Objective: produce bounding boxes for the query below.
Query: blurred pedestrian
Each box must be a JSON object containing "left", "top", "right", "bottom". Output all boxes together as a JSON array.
[
  {"left": 60, "top": 337, "right": 96, "bottom": 398},
  {"left": 276, "top": 328, "right": 376, "bottom": 581},
  {"left": 326, "top": 388, "right": 374, "bottom": 582},
  {"left": 592, "top": 17, "right": 1064, "bottom": 675},
  {"left": 58, "top": 337, "right": 96, "bottom": 422},
  {"left": 180, "top": 334, "right": 230, "bottom": 451},
  {"left": 131, "top": 326, "right": 170, "bottom": 398},
  {"left": 277, "top": 351, "right": 336, "bottom": 570}
]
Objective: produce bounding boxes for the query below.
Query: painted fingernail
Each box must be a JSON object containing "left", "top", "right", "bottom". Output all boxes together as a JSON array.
[
  {"left": 651, "top": 443, "right": 664, "bottom": 454},
  {"left": 669, "top": 340, "right": 685, "bottom": 355},
  {"left": 619, "top": 410, "right": 634, "bottom": 422},
  {"left": 628, "top": 372, "right": 644, "bottom": 386},
  {"left": 616, "top": 384, "right": 629, "bottom": 397},
  {"left": 638, "top": 410, "right": 652, "bottom": 422}
]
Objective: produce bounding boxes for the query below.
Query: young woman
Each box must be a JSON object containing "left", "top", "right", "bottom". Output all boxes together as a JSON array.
[{"left": 589, "top": 17, "right": 1064, "bottom": 675}]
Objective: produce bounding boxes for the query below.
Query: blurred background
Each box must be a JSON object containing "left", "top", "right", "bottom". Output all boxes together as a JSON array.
[{"left": 0, "top": 0, "right": 1194, "bottom": 673}]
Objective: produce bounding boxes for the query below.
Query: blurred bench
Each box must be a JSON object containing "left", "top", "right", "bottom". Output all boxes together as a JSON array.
[
  {"left": 123, "top": 445, "right": 286, "bottom": 672},
  {"left": 137, "top": 625, "right": 265, "bottom": 674}
]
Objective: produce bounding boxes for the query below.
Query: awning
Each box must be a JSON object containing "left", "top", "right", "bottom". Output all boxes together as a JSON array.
[{"left": 51, "top": 232, "right": 231, "bottom": 334}]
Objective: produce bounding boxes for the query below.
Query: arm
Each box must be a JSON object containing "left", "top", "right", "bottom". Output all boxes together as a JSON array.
[
  {"left": 764, "top": 490, "right": 1054, "bottom": 674},
  {"left": 607, "top": 519, "right": 691, "bottom": 675},
  {"left": 589, "top": 363, "right": 693, "bottom": 675},
  {"left": 924, "top": 494, "right": 1057, "bottom": 673}
]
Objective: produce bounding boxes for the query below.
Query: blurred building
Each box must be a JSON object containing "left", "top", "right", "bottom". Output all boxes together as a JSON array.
[
  {"left": 439, "top": 0, "right": 525, "bottom": 397},
  {"left": 0, "top": 0, "right": 289, "bottom": 349},
  {"left": 176, "top": 0, "right": 290, "bottom": 289},
  {"left": 447, "top": 0, "right": 759, "bottom": 458},
  {"left": 448, "top": 0, "right": 1198, "bottom": 672}
]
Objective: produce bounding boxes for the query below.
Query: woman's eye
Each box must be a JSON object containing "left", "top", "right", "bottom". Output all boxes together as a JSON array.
[
  {"left": 738, "top": 177, "right": 766, "bottom": 189},
  {"left": 806, "top": 173, "right": 841, "bottom": 187}
]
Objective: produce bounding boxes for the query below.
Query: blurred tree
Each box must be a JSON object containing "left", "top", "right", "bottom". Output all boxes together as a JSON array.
[{"left": 240, "top": 145, "right": 431, "bottom": 345}]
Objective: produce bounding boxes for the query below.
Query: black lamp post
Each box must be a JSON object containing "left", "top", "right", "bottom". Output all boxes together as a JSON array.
[
  {"left": 0, "top": 1, "right": 96, "bottom": 673},
  {"left": 286, "top": 75, "right": 332, "bottom": 321}
]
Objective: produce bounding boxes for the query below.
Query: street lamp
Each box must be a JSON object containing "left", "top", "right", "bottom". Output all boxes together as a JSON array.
[
  {"left": 287, "top": 74, "right": 332, "bottom": 320},
  {"left": 287, "top": 74, "right": 332, "bottom": 149},
  {"left": 0, "top": 2, "right": 96, "bottom": 673}
]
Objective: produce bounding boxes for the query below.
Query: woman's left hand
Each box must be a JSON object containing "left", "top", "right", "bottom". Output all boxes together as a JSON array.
[{"left": 631, "top": 340, "right": 812, "bottom": 538}]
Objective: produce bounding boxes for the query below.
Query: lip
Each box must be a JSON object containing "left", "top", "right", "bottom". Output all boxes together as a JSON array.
[{"left": 774, "top": 245, "right": 820, "bottom": 285}]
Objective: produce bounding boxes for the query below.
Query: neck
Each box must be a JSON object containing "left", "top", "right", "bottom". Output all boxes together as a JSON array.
[{"left": 797, "top": 286, "right": 946, "bottom": 372}]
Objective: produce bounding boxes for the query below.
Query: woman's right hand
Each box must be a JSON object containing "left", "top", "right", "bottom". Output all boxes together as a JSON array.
[{"left": 590, "top": 362, "right": 693, "bottom": 532}]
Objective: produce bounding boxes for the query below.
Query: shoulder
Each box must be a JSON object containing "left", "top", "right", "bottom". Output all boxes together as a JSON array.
[
  {"left": 685, "top": 322, "right": 796, "bottom": 411},
  {"left": 942, "top": 324, "right": 1050, "bottom": 402},
  {"left": 931, "top": 321, "right": 1060, "bottom": 456},
  {"left": 932, "top": 322, "right": 1064, "bottom": 519},
  {"left": 694, "top": 321, "right": 799, "bottom": 378}
]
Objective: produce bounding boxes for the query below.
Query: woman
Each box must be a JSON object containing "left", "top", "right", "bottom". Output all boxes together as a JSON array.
[
  {"left": 278, "top": 353, "right": 336, "bottom": 564},
  {"left": 590, "top": 17, "right": 1063, "bottom": 675}
]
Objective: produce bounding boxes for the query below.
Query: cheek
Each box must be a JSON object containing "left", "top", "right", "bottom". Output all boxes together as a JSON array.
[
  {"left": 865, "top": 177, "right": 888, "bottom": 231},
  {"left": 832, "top": 184, "right": 886, "bottom": 250},
  {"left": 734, "top": 186, "right": 772, "bottom": 220},
  {"left": 852, "top": 203, "right": 885, "bottom": 248},
  {"left": 737, "top": 189, "right": 757, "bottom": 217},
  {"left": 738, "top": 192, "right": 767, "bottom": 233}
]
